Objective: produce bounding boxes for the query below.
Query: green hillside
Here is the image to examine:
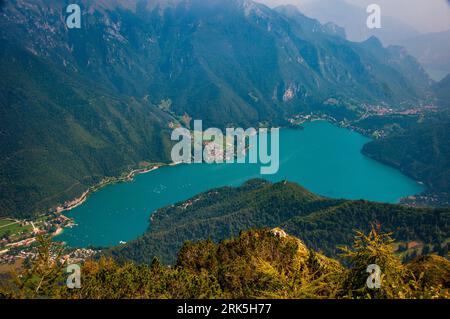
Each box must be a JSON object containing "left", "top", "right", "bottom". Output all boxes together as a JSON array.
[
  {"left": 362, "top": 119, "right": 450, "bottom": 206},
  {"left": 109, "top": 179, "right": 450, "bottom": 264},
  {"left": 0, "top": 42, "right": 174, "bottom": 218}
]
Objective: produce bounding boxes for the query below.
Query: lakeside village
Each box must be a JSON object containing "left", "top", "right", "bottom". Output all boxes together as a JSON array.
[
  {"left": 0, "top": 103, "right": 440, "bottom": 269},
  {"left": 0, "top": 163, "right": 165, "bottom": 270},
  {"left": 0, "top": 215, "right": 97, "bottom": 269},
  {"left": 287, "top": 102, "right": 439, "bottom": 139}
]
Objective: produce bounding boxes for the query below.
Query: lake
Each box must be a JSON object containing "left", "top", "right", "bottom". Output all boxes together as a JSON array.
[{"left": 57, "top": 121, "right": 425, "bottom": 247}]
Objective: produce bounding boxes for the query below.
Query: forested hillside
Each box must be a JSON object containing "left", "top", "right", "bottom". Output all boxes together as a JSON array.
[
  {"left": 109, "top": 179, "right": 450, "bottom": 264},
  {"left": 0, "top": 42, "right": 174, "bottom": 218},
  {"left": 362, "top": 119, "right": 450, "bottom": 206}
]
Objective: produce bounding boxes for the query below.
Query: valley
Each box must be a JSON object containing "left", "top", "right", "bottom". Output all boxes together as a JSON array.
[
  {"left": 0, "top": 0, "right": 436, "bottom": 219},
  {"left": 0, "top": 0, "right": 449, "bottom": 301}
]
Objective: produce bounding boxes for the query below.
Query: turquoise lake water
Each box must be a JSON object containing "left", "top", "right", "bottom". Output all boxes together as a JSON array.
[{"left": 57, "top": 121, "right": 425, "bottom": 247}]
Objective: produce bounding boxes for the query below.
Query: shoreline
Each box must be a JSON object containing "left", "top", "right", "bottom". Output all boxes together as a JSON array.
[
  {"left": 50, "top": 120, "right": 429, "bottom": 241},
  {"left": 55, "top": 164, "right": 167, "bottom": 215},
  {"left": 50, "top": 163, "right": 177, "bottom": 239},
  {"left": 53, "top": 226, "right": 64, "bottom": 237},
  {"left": 51, "top": 120, "right": 343, "bottom": 218},
  {"left": 54, "top": 121, "right": 427, "bottom": 216}
]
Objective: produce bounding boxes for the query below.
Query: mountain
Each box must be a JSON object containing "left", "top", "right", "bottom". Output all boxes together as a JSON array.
[
  {"left": 263, "top": 0, "right": 449, "bottom": 81},
  {"left": 284, "top": 0, "right": 419, "bottom": 45},
  {"left": 399, "top": 30, "right": 450, "bottom": 81},
  {"left": 433, "top": 74, "right": 450, "bottom": 107},
  {"left": 362, "top": 119, "right": 450, "bottom": 206},
  {"left": 0, "top": 41, "right": 174, "bottom": 218},
  {"left": 1, "top": 0, "right": 431, "bottom": 120},
  {"left": 109, "top": 179, "right": 450, "bottom": 264},
  {"left": 0, "top": 0, "right": 432, "bottom": 218}
]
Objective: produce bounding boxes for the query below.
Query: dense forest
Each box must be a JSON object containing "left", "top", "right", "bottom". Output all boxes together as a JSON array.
[
  {"left": 108, "top": 179, "right": 450, "bottom": 265},
  {"left": 1, "top": 228, "right": 449, "bottom": 299},
  {"left": 0, "top": 42, "right": 175, "bottom": 219},
  {"left": 362, "top": 117, "right": 450, "bottom": 206}
]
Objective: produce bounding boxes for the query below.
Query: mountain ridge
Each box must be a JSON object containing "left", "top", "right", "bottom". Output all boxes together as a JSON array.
[{"left": 109, "top": 179, "right": 449, "bottom": 264}]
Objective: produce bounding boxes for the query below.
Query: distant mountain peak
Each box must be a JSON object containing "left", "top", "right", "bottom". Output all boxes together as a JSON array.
[{"left": 363, "top": 35, "right": 384, "bottom": 48}]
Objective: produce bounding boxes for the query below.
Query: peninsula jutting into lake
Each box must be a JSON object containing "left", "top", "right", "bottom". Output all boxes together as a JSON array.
[{"left": 57, "top": 121, "right": 424, "bottom": 247}]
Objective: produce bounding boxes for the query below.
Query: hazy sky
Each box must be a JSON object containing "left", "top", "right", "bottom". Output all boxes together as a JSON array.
[{"left": 257, "top": 0, "right": 450, "bottom": 33}]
